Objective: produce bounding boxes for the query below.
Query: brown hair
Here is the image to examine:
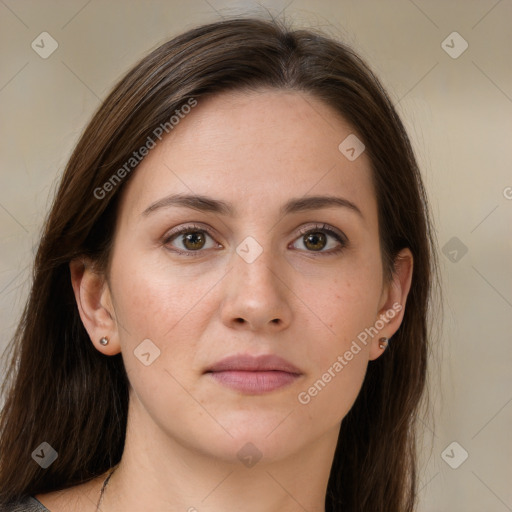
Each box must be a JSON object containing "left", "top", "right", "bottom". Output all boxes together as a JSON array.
[{"left": 0, "top": 16, "right": 439, "bottom": 511}]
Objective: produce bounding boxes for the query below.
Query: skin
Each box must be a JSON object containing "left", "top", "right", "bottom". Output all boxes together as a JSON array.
[{"left": 37, "top": 89, "right": 412, "bottom": 512}]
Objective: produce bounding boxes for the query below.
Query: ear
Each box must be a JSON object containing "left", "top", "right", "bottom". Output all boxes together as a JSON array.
[
  {"left": 369, "top": 248, "right": 413, "bottom": 361},
  {"left": 69, "top": 258, "right": 121, "bottom": 355}
]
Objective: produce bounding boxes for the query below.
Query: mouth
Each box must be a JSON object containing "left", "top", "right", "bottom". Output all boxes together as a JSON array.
[{"left": 204, "top": 353, "right": 303, "bottom": 394}]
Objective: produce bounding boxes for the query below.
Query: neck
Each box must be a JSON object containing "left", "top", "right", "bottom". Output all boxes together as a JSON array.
[{"left": 100, "top": 401, "right": 338, "bottom": 512}]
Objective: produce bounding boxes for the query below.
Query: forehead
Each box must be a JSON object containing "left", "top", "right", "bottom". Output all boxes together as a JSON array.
[{"left": 119, "top": 89, "right": 377, "bottom": 225}]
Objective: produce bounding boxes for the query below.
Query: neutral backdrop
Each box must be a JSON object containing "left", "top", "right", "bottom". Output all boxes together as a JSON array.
[{"left": 1, "top": 1, "right": 511, "bottom": 511}]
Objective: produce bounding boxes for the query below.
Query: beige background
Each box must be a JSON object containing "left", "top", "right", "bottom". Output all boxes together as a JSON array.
[{"left": 1, "top": 1, "right": 511, "bottom": 510}]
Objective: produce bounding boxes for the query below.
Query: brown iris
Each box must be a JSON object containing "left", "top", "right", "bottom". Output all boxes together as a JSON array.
[
  {"left": 182, "top": 231, "right": 206, "bottom": 250},
  {"left": 303, "top": 232, "right": 327, "bottom": 251}
]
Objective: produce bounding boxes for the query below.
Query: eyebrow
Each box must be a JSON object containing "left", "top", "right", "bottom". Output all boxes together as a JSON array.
[{"left": 141, "top": 193, "right": 364, "bottom": 219}]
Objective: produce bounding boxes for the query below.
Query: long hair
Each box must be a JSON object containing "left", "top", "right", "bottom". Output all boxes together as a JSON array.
[{"left": 0, "top": 17, "right": 439, "bottom": 511}]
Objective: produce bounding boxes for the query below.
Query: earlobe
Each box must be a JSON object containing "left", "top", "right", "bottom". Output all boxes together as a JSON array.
[
  {"left": 369, "top": 248, "right": 413, "bottom": 361},
  {"left": 69, "top": 258, "right": 120, "bottom": 355}
]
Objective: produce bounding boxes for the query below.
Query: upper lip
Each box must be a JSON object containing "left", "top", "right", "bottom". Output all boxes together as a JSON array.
[{"left": 205, "top": 354, "right": 302, "bottom": 374}]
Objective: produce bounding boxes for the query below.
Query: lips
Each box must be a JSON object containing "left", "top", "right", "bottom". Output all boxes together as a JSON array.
[
  {"left": 205, "top": 354, "right": 302, "bottom": 394},
  {"left": 205, "top": 353, "right": 302, "bottom": 374}
]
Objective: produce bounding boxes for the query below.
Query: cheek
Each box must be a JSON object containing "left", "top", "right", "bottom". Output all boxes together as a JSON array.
[
  {"left": 108, "top": 250, "right": 225, "bottom": 399},
  {"left": 295, "top": 276, "right": 378, "bottom": 424},
  {"left": 299, "top": 257, "right": 383, "bottom": 345},
  {"left": 109, "top": 253, "right": 221, "bottom": 430},
  {"left": 110, "top": 248, "right": 218, "bottom": 340},
  {"left": 296, "top": 347, "right": 369, "bottom": 427},
  {"left": 293, "top": 257, "right": 382, "bottom": 415}
]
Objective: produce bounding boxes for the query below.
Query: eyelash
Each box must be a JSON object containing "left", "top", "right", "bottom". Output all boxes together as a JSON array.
[{"left": 162, "top": 223, "right": 348, "bottom": 257}]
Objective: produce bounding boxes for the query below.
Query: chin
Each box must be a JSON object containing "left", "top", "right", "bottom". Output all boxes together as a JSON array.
[{"left": 203, "top": 421, "right": 307, "bottom": 464}]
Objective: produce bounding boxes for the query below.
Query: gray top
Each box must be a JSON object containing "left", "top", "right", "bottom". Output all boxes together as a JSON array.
[{"left": 0, "top": 496, "right": 50, "bottom": 511}]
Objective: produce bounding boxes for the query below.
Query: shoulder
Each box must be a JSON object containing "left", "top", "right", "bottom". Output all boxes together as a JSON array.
[
  {"left": 1, "top": 472, "right": 106, "bottom": 512},
  {"left": 0, "top": 496, "right": 50, "bottom": 511}
]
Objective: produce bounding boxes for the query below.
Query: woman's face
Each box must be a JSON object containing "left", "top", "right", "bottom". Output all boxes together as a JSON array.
[{"left": 90, "top": 89, "right": 410, "bottom": 464}]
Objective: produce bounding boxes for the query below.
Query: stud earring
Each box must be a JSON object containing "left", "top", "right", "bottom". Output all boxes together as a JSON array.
[
  {"left": 99, "top": 336, "right": 109, "bottom": 346},
  {"left": 378, "top": 337, "right": 389, "bottom": 350}
]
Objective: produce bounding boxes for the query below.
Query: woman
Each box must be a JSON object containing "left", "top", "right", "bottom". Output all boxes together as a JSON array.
[{"left": 0, "top": 16, "right": 439, "bottom": 512}]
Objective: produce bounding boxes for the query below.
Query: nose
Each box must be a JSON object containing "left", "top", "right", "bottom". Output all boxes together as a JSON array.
[{"left": 219, "top": 243, "right": 293, "bottom": 332}]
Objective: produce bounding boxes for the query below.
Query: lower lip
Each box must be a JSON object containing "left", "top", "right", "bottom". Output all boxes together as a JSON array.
[{"left": 207, "top": 370, "right": 301, "bottom": 393}]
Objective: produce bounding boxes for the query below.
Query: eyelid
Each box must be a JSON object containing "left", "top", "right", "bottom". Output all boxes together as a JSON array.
[
  {"left": 162, "top": 223, "right": 221, "bottom": 247},
  {"left": 292, "top": 223, "right": 348, "bottom": 254},
  {"left": 295, "top": 223, "right": 348, "bottom": 244}
]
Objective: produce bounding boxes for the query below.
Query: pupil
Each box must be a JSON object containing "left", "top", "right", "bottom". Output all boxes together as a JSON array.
[
  {"left": 305, "top": 232, "right": 326, "bottom": 251},
  {"left": 184, "top": 232, "right": 204, "bottom": 250}
]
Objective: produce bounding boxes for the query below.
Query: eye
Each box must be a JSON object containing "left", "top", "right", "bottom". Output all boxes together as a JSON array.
[
  {"left": 162, "top": 222, "right": 348, "bottom": 257},
  {"left": 163, "top": 224, "right": 220, "bottom": 255},
  {"left": 290, "top": 224, "right": 348, "bottom": 255}
]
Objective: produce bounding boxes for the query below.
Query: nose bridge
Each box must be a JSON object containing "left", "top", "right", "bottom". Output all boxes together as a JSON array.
[
  {"left": 233, "top": 234, "right": 282, "bottom": 296},
  {"left": 220, "top": 233, "right": 292, "bottom": 330}
]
